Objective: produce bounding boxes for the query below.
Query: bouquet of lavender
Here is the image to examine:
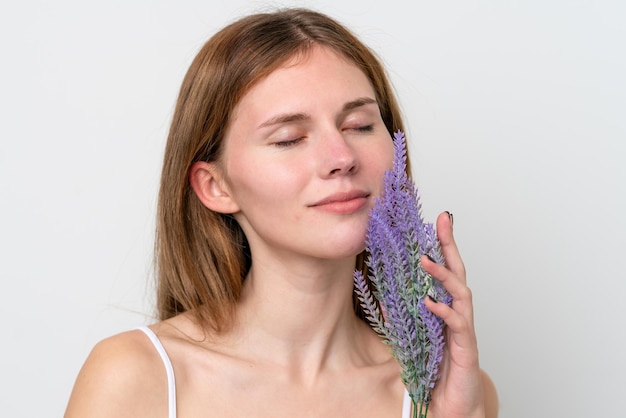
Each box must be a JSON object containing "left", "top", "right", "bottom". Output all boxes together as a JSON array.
[{"left": 354, "top": 131, "right": 452, "bottom": 418}]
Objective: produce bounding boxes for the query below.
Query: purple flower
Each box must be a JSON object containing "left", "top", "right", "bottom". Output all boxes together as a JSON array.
[{"left": 354, "top": 130, "right": 452, "bottom": 416}]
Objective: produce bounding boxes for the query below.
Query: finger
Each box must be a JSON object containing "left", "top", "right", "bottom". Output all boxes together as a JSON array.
[
  {"left": 421, "top": 255, "right": 467, "bottom": 303},
  {"left": 436, "top": 212, "right": 466, "bottom": 281},
  {"left": 424, "top": 295, "right": 466, "bottom": 335},
  {"left": 422, "top": 255, "right": 475, "bottom": 322},
  {"left": 424, "top": 296, "right": 477, "bottom": 354}
]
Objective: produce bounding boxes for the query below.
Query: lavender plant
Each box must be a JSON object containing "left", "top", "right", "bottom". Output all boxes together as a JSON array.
[{"left": 354, "top": 130, "right": 452, "bottom": 418}]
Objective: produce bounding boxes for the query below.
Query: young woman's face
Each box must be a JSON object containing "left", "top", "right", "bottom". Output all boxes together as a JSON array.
[{"left": 219, "top": 45, "right": 394, "bottom": 262}]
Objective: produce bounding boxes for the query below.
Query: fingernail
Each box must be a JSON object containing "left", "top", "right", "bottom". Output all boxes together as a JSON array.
[
  {"left": 445, "top": 211, "right": 454, "bottom": 226},
  {"left": 427, "top": 295, "right": 438, "bottom": 303}
]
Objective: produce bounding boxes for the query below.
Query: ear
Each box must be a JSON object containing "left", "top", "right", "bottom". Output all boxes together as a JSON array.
[{"left": 189, "top": 161, "right": 240, "bottom": 214}]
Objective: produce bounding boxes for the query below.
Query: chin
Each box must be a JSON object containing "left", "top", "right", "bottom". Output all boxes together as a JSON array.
[{"left": 322, "top": 240, "right": 366, "bottom": 260}]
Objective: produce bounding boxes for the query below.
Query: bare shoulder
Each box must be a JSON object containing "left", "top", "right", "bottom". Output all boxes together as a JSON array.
[
  {"left": 481, "top": 369, "right": 499, "bottom": 418},
  {"left": 64, "top": 328, "right": 167, "bottom": 418}
]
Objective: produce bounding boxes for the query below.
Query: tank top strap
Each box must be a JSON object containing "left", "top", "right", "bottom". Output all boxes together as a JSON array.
[
  {"left": 401, "top": 388, "right": 412, "bottom": 418},
  {"left": 138, "top": 325, "right": 410, "bottom": 418},
  {"left": 137, "top": 326, "right": 177, "bottom": 418}
]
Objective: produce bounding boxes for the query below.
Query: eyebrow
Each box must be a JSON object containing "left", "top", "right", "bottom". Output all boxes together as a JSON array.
[
  {"left": 342, "top": 96, "right": 377, "bottom": 112},
  {"left": 258, "top": 96, "right": 378, "bottom": 128},
  {"left": 259, "top": 112, "right": 310, "bottom": 128}
]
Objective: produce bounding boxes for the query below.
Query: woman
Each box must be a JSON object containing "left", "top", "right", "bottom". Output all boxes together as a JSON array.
[{"left": 65, "top": 8, "right": 497, "bottom": 417}]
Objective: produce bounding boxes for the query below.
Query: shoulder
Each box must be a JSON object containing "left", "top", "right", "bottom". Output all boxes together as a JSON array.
[
  {"left": 64, "top": 328, "right": 168, "bottom": 418},
  {"left": 480, "top": 369, "right": 499, "bottom": 418}
]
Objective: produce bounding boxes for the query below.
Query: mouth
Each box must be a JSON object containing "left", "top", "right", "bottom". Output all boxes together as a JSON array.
[{"left": 309, "top": 191, "right": 370, "bottom": 214}]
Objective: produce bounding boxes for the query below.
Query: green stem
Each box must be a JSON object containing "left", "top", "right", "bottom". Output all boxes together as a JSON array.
[{"left": 414, "top": 400, "right": 429, "bottom": 418}]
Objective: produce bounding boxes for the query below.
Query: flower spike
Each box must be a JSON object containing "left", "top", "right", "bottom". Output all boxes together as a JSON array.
[{"left": 354, "top": 130, "right": 452, "bottom": 417}]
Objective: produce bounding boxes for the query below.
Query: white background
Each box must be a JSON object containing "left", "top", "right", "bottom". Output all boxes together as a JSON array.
[{"left": 1, "top": 1, "right": 624, "bottom": 417}]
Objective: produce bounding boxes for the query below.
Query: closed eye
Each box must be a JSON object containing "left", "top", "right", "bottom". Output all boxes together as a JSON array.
[
  {"left": 353, "top": 125, "right": 374, "bottom": 133},
  {"left": 274, "top": 137, "right": 304, "bottom": 148},
  {"left": 344, "top": 124, "right": 374, "bottom": 134}
]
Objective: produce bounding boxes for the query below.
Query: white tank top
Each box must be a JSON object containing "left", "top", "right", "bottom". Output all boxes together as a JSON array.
[{"left": 138, "top": 326, "right": 412, "bottom": 418}]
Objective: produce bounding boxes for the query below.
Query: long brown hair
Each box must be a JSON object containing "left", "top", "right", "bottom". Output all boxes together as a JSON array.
[{"left": 155, "top": 8, "right": 407, "bottom": 332}]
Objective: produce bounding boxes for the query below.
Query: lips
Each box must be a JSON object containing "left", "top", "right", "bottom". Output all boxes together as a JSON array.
[{"left": 309, "top": 190, "right": 370, "bottom": 214}]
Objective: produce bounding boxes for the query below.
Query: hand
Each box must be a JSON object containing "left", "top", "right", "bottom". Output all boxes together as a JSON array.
[{"left": 420, "top": 212, "right": 488, "bottom": 418}]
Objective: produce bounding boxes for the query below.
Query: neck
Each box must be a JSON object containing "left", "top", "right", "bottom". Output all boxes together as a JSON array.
[{"left": 235, "top": 254, "right": 366, "bottom": 380}]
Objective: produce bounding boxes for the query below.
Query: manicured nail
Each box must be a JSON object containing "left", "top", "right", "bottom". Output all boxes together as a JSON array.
[
  {"left": 427, "top": 295, "right": 438, "bottom": 303},
  {"left": 445, "top": 211, "right": 454, "bottom": 226}
]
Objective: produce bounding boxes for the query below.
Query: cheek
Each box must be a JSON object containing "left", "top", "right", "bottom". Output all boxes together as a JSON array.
[
  {"left": 369, "top": 138, "right": 395, "bottom": 173},
  {"left": 364, "top": 139, "right": 395, "bottom": 196},
  {"left": 383, "top": 140, "right": 395, "bottom": 170},
  {"left": 226, "top": 156, "right": 305, "bottom": 209}
]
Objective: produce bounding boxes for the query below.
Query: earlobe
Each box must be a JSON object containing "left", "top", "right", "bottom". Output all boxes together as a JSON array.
[{"left": 189, "top": 161, "right": 240, "bottom": 214}]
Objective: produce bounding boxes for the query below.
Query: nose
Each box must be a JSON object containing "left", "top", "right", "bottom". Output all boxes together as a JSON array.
[{"left": 318, "top": 130, "right": 359, "bottom": 178}]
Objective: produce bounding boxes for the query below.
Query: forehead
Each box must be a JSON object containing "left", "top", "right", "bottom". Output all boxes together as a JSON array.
[{"left": 230, "top": 46, "right": 375, "bottom": 122}]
